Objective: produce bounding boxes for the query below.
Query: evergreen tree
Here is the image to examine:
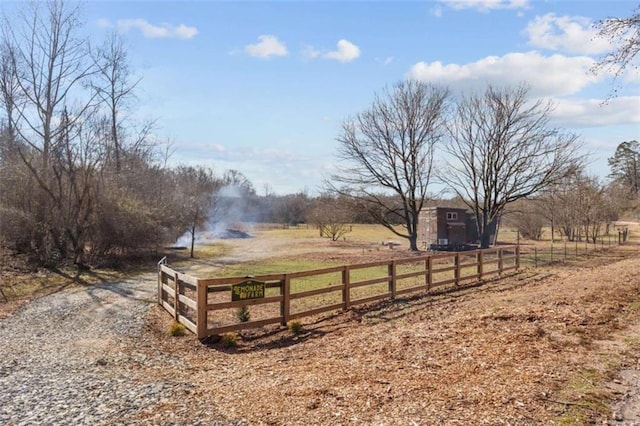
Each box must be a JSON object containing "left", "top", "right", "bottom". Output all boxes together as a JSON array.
[{"left": 608, "top": 140, "right": 640, "bottom": 194}]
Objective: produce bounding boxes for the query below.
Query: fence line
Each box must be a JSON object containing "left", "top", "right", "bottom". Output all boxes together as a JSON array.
[
  {"left": 158, "top": 246, "right": 519, "bottom": 339},
  {"left": 518, "top": 233, "right": 623, "bottom": 268}
]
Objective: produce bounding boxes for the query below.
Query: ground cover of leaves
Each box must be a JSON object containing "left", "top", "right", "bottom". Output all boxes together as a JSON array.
[{"left": 135, "top": 243, "right": 640, "bottom": 425}]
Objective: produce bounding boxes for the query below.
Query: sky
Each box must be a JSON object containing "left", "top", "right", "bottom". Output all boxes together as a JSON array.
[{"left": 11, "top": 0, "right": 640, "bottom": 195}]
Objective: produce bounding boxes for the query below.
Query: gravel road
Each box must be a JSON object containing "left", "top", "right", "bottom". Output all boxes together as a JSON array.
[{"left": 0, "top": 274, "right": 235, "bottom": 425}]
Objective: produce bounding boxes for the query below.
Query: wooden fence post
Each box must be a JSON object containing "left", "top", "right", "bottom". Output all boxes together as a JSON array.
[
  {"left": 342, "top": 266, "right": 350, "bottom": 310},
  {"left": 281, "top": 275, "right": 290, "bottom": 326},
  {"left": 454, "top": 253, "right": 461, "bottom": 285},
  {"left": 498, "top": 249, "right": 504, "bottom": 274},
  {"left": 515, "top": 246, "right": 520, "bottom": 270},
  {"left": 157, "top": 268, "right": 162, "bottom": 306},
  {"left": 157, "top": 257, "right": 167, "bottom": 306},
  {"left": 388, "top": 261, "right": 396, "bottom": 299},
  {"left": 196, "top": 279, "right": 207, "bottom": 339},
  {"left": 173, "top": 271, "right": 180, "bottom": 321},
  {"left": 478, "top": 250, "right": 484, "bottom": 279},
  {"left": 426, "top": 256, "right": 433, "bottom": 291}
]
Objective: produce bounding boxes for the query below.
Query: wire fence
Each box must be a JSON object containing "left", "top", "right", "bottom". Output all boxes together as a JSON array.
[{"left": 517, "top": 234, "right": 622, "bottom": 268}]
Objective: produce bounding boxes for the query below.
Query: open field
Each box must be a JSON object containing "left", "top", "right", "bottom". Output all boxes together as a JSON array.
[
  {"left": 139, "top": 222, "right": 640, "bottom": 424},
  {"left": 2, "top": 222, "right": 639, "bottom": 424}
]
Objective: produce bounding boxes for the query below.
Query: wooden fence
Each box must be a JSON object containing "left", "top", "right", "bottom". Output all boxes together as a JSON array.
[{"left": 157, "top": 246, "right": 519, "bottom": 339}]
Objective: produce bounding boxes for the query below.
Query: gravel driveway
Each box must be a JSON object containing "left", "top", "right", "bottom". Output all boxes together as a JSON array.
[{"left": 0, "top": 274, "right": 232, "bottom": 425}]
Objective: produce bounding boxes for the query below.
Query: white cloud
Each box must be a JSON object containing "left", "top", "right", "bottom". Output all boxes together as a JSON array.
[
  {"left": 303, "top": 39, "right": 361, "bottom": 63},
  {"left": 244, "top": 35, "right": 288, "bottom": 58},
  {"left": 323, "top": 39, "right": 361, "bottom": 63},
  {"left": 407, "top": 51, "right": 601, "bottom": 96},
  {"left": 549, "top": 96, "right": 640, "bottom": 127},
  {"left": 116, "top": 19, "right": 198, "bottom": 39},
  {"left": 525, "top": 13, "right": 611, "bottom": 55},
  {"left": 439, "top": 0, "right": 529, "bottom": 12}
]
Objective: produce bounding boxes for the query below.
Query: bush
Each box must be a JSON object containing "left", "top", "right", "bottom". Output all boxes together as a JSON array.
[
  {"left": 167, "top": 321, "right": 186, "bottom": 336},
  {"left": 236, "top": 306, "right": 250, "bottom": 322},
  {"left": 221, "top": 332, "right": 239, "bottom": 348},
  {"left": 287, "top": 320, "right": 303, "bottom": 335}
]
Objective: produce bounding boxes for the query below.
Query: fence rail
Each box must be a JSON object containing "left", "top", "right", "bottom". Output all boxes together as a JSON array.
[{"left": 158, "top": 246, "right": 520, "bottom": 339}]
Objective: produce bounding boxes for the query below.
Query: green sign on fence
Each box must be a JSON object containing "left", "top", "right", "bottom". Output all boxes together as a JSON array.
[{"left": 232, "top": 279, "right": 265, "bottom": 301}]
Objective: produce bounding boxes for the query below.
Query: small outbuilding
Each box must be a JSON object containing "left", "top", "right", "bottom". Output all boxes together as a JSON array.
[{"left": 418, "top": 207, "right": 497, "bottom": 251}]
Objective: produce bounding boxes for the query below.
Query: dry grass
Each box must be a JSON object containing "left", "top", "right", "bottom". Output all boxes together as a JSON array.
[
  {"left": 0, "top": 246, "right": 143, "bottom": 319},
  {"left": 3, "top": 223, "right": 638, "bottom": 424},
  {"left": 137, "top": 225, "right": 640, "bottom": 425}
]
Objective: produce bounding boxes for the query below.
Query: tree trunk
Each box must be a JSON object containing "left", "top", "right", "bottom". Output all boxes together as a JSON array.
[
  {"left": 408, "top": 233, "right": 418, "bottom": 251},
  {"left": 189, "top": 225, "right": 196, "bottom": 258},
  {"left": 479, "top": 232, "right": 491, "bottom": 249}
]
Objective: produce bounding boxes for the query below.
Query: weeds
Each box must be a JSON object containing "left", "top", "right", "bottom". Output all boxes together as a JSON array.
[
  {"left": 221, "top": 332, "right": 239, "bottom": 348},
  {"left": 287, "top": 320, "right": 303, "bottom": 335},
  {"left": 168, "top": 321, "right": 186, "bottom": 336}
]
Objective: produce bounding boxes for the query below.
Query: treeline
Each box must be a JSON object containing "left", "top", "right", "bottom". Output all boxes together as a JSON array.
[
  {"left": 0, "top": 1, "right": 388, "bottom": 267},
  {"left": 1, "top": 1, "right": 638, "bottom": 268},
  {"left": 504, "top": 154, "right": 639, "bottom": 243}
]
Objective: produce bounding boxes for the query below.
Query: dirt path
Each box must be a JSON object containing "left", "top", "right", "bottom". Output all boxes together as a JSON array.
[{"left": 0, "top": 272, "right": 249, "bottom": 425}]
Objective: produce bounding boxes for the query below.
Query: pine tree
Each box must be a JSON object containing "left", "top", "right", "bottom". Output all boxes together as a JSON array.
[{"left": 608, "top": 140, "right": 640, "bottom": 194}]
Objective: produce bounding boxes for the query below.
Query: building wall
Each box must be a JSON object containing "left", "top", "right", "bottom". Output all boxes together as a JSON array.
[{"left": 419, "top": 207, "right": 471, "bottom": 248}]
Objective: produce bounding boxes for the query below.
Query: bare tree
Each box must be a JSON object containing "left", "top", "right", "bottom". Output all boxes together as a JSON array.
[
  {"left": 310, "top": 194, "right": 353, "bottom": 241},
  {"left": 504, "top": 199, "right": 546, "bottom": 241},
  {"left": 2, "top": 1, "right": 97, "bottom": 167},
  {"left": 91, "top": 32, "right": 140, "bottom": 173},
  {"left": 222, "top": 169, "right": 256, "bottom": 196},
  {"left": 442, "top": 85, "right": 584, "bottom": 248},
  {"left": 272, "top": 192, "right": 309, "bottom": 228},
  {"left": 592, "top": 5, "right": 640, "bottom": 96},
  {"left": 328, "top": 80, "right": 449, "bottom": 251},
  {"left": 1, "top": 0, "right": 99, "bottom": 262},
  {"left": 0, "top": 42, "right": 22, "bottom": 140},
  {"left": 49, "top": 108, "right": 105, "bottom": 266},
  {"left": 174, "top": 165, "right": 221, "bottom": 258}
]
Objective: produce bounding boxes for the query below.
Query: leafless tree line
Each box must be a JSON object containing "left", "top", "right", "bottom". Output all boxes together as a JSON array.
[
  {"left": 1, "top": 1, "right": 635, "bottom": 267},
  {"left": 0, "top": 2, "right": 260, "bottom": 267},
  {"left": 504, "top": 173, "right": 630, "bottom": 243},
  {"left": 328, "top": 80, "right": 585, "bottom": 250}
]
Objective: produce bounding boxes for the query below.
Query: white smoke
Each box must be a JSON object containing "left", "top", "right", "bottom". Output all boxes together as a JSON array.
[{"left": 174, "top": 183, "right": 254, "bottom": 246}]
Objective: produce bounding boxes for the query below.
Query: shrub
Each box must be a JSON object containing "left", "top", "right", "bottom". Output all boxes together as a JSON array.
[
  {"left": 287, "top": 320, "right": 303, "bottom": 335},
  {"left": 221, "top": 332, "right": 239, "bottom": 348},
  {"left": 236, "top": 306, "right": 250, "bottom": 322},
  {"left": 167, "top": 321, "right": 186, "bottom": 336}
]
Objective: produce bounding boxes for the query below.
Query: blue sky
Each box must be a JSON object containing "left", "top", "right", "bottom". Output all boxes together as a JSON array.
[{"left": 36, "top": 1, "right": 640, "bottom": 193}]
